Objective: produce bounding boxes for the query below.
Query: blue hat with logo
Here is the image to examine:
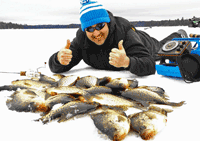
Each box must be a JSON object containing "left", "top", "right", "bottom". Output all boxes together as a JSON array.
[{"left": 80, "top": 0, "right": 110, "bottom": 31}]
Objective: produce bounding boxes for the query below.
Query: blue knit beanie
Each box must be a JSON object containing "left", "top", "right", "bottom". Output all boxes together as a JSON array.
[{"left": 80, "top": 0, "right": 111, "bottom": 31}]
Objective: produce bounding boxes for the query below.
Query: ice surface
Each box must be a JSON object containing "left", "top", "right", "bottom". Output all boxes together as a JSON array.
[{"left": 0, "top": 26, "right": 200, "bottom": 141}]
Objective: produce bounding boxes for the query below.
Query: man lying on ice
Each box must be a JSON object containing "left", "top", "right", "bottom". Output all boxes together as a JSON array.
[{"left": 49, "top": 0, "right": 187, "bottom": 76}]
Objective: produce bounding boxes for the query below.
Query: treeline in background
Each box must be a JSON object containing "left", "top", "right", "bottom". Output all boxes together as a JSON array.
[{"left": 0, "top": 18, "right": 193, "bottom": 29}]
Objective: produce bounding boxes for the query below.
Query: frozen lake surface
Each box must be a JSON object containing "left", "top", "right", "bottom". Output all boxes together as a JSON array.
[{"left": 0, "top": 26, "right": 200, "bottom": 141}]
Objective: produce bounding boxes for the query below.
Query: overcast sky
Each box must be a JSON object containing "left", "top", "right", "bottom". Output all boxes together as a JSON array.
[{"left": 1, "top": 0, "right": 199, "bottom": 25}]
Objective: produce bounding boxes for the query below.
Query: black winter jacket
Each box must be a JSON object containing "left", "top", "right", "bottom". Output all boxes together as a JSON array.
[{"left": 49, "top": 11, "right": 156, "bottom": 76}]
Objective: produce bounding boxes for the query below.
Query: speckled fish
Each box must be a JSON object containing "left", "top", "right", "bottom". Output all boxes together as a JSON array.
[
  {"left": 121, "top": 88, "right": 185, "bottom": 107},
  {"left": 128, "top": 107, "right": 168, "bottom": 140},
  {"left": 57, "top": 75, "right": 80, "bottom": 87},
  {"left": 105, "top": 78, "right": 129, "bottom": 91},
  {"left": 87, "top": 93, "right": 146, "bottom": 111},
  {"left": 6, "top": 89, "right": 48, "bottom": 113},
  {"left": 97, "top": 76, "right": 112, "bottom": 86},
  {"left": 37, "top": 101, "right": 99, "bottom": 124},
  {"left": 12, "top": 79, "right": 52, "bottom": 91},
  {"left": 75, "top": 75, "right": 98, "bottom": 88},
  {"left": 90, "top": 108, "right": 130, "bottom": 141},
  {"left": 46, "top": 86, "right": 88, "bottom": 96}
]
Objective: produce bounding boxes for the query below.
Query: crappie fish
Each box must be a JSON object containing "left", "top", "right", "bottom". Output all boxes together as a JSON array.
[
  {"left": 12, "top": 79, "right": 52, "bottom": 91},
  {"left": 97, "top": 76, "right": 112, "bottom": 86},
  {"left": 6, "top": 89, "right": 48, "bottom": 113},
  {"left": 105, "top": 78, "right": 129, "bottom": 91},
  {"left": 90, "top": 108, "right": 130, "bottom": 141},
  {"left": 57, "top": 75, "right": 79, "bottom": 87},
  {"left": 75, "top": 75, "right": 98, "bottom": 88},
  {"left": 37, "top": 101, "right": 99, "bottom": 124},
  {"left": 84, "top": 86, "right": 112, "bottom": 95},
  {"left": 121, "top": 88, "right": 185, "bottom": 107},
  {"left": 87, "top": 93, "right": 146, "bottom": 110},
  {"left": 128, "top": 108, "right": 167, "bottom": 140},
  {"left": 46, "top": 86, "right": 88, "bottom": 96}
]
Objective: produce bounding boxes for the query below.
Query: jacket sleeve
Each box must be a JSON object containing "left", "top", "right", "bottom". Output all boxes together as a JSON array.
[
  {"left": 48, "top": 30, "right": 83, "bottom": 73},
  {"left": 124, "top": 29, "right": 155, "bottom": 76}
]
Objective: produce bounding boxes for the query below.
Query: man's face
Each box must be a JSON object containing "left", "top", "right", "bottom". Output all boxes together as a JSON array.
[{"left": 85, "top": 23, "right": 109, "bottom": 46}]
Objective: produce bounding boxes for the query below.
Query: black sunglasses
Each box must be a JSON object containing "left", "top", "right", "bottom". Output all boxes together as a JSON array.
[{"left": 85, "top": 23, "right": 106, "bottom": 32}]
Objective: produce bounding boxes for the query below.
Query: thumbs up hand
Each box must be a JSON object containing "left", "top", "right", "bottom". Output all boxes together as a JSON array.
[
  {"left": 109, "top": 40, "right": 130, "bottom": 68},
  {"left": 57, "top": 39, "right": 73, "bottom": 65}
]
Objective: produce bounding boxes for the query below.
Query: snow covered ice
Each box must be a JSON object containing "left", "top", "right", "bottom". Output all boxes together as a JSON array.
[{"left": 0, "top": 26, "right": 200, "bottom": 141}]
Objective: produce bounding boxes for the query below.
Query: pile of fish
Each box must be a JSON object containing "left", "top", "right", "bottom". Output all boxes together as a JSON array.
[{"left": 0, "top": 74, "right": 185, "bottom": 141}]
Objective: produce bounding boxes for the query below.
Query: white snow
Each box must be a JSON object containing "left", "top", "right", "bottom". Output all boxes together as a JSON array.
[{"left": 0, "top": 26, "right": 200, "bottom": 141}]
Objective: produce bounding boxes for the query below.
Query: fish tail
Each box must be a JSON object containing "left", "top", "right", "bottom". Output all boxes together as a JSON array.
[{"left": 168, "top": 101, "right": 186, "bottom": 107}]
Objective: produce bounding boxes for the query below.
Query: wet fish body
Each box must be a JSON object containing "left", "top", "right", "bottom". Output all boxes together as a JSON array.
[
  {"left": 57, "top": 75, "right": 79, "bottom": 87},
  {"left": 128, "top": 109, "right": 167, "bottom": 140},
  {"left": 46, "top": 86, "right": 88, "bottom": 96},
  {"left": 121, "top": 88, "right": 185, "bottom": 107},
  {"left": 84, "top": 86, "right": 112, "bottom": 95},
  {"left": 87, "top": 93, "right": 146, "bottom": 111},
  {"left": 12, "top": 79, "right": 52, "bottom": 91},
  {"left": 91, "top": 108, "right": 130, "bottom": 141},
  {"left": 38, "top": 101, "right": 99, "bottom": 124}
]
